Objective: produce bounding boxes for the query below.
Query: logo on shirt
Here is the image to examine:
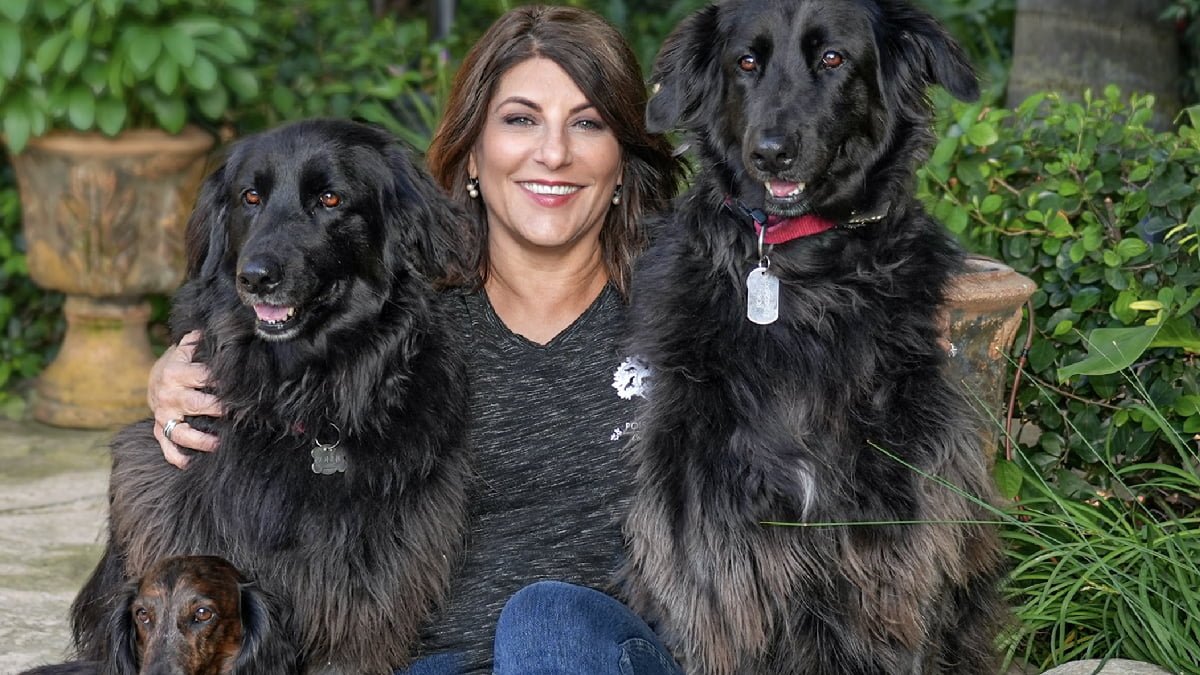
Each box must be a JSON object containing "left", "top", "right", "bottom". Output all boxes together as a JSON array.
[
  {"left": 612, "top": 355, "right": 653, "bottom": 400},
  {"left": 610, "top": 355, "right": 652, "bottom": 442}
]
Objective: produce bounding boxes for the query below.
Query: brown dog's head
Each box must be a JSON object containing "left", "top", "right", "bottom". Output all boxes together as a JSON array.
[{"left": 106, "top": 556, "right": 279, "bottom": 675}]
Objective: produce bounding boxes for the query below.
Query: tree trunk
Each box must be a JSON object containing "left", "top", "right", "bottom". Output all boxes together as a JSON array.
[{"left": 1007, "top": 0, "right": 1182, "bottom": 129}]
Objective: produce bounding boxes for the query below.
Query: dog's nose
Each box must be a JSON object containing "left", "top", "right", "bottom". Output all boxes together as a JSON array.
[
  {"left": 238, "top": 256, "right": 283, "bottom": 295},
  {"left": 750, "top": 135, "right": 795, "bottom": 173}
]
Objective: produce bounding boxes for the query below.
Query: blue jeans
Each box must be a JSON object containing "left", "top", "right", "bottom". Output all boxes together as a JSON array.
[
  {"left": 493, "top": 580, "right": 683, "bottom": 675},
  {"left": 399, "top": 581, "right": 682, "bottom": 674}
]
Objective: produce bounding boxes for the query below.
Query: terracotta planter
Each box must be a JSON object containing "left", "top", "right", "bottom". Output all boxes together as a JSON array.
[
  {"left": 9, "top": 126, "right": 215, "bottom": 429},
  {"left": 945, "top": 257, "right": 1038, "bottom": 459}
]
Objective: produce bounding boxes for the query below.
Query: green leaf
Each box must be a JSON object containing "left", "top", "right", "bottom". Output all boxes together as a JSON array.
[
  {"left": 60, "top": 36, "right": 87, "bottom": 74},
  {"left": 67, "top": 86, "right": 95, "bottom": 130},
  {"left": 223, "top": 66, "right": 259, "bottom": 101},
  {"left": 127, "top": 27, "right": 163, "bottom": 77},
  {"left": 966, "top": 121, "right": 998, "bottom": 147},
  {"left": 1115, "top": 238, "right": 1149, "bottom": 260},
  {"left": 224, "top": 0, "right": 256, "bottom": 15},
  {"left": 1150, "top": 318, "right": 1200, "bottom": 353},
  {"left": 162, "top": 26, "right": 195, "bottom": 67},
  {"left": 194, "top": 83, "right": 227, "bottom": 120},
  {"left": 0, "top": 21, "right": 18, "bottom": 79},
  {"left": 183, "top": 54, "right": 217, "bottom": 90},
  {"left": 33, "top": 31, "right": 70, "bottom": 73},
  {"left": 154, "top": 58, "right": 178, "bottom": 94},
  {"left": 0, "top": 0, "right": 28, "bottom": 21},
  {"left": 1057, "top": 325, "right": 1162, "bottom": 381},
  {"left": 153, "top": 97, "right": 186, "bottom": 133},
  {"left": 992, "top": 459, "right": 1023, "bottom": 500},
  {"left": 95, "top": 97, "right": 125, "bottom": 135},
  {"left": 1, "top": 106, "right": 30, "bottom": 153},
  {"left": 69, "top": 2, "right": 92, "bottom": 38},
  {"left": 1070, "top": 287, "right": 1102, "bottom": 313}
]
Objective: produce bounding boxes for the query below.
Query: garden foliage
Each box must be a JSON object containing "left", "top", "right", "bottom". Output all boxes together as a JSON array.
[{"left": 918, "top": 88, "right": 1199, "bottom": 497}]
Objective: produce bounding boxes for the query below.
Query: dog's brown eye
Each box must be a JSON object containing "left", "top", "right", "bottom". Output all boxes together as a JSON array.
[
  {"left": 194, "top": 607, "right": 214, "bottom": 623},
  {"left": 134, "top": 607, "right": 152, "bottom": 625},
  {"left": 821, "top": 51, "right": 844, "bottom": 69},
  {"left": 737, "top": 54, "right": 759, "bottom": 73},
  {"left": 320, "top": 191, "right": 341, "bottom": 208},
  {"left": 243, "top": 189, "right": 261, "bottom": 205}
]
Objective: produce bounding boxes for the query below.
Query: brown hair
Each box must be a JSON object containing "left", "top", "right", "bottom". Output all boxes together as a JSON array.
[{"left": 426, "top": 4, "right": 685, "bottom": 296}]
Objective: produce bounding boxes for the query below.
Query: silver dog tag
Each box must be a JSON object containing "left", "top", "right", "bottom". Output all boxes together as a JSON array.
[
  {"left": 746, "top": 265, "right": 779, "bottom": 325},
  {"left": 311, "top": 441, "right": 347, "bottom": 474}
]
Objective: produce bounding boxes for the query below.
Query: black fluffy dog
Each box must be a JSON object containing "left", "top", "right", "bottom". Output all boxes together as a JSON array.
[
  {"left": 618, "top": 1, "right": 1007, "bottom": 673},
  {"left": 68, "top": 119, "right": 472, "bottom": 674}
]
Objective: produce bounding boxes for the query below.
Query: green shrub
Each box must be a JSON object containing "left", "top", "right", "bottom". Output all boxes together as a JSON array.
[
  {"left": 0, "top": 0, "right": 263, "bottom": 152},
  {"left": 919, "top": 88, "right": 1200, "bottom": 497},
  {"left": 0, "top": 159, "right": 62, "bottom": 416},
  {"left": 236, "top": 0, "right": 453, "bottom": 150}
]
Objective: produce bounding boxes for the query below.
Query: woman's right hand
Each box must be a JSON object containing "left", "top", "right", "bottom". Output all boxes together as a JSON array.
[{"left": 149, "top": 330, "right": 223, "bottom": 468}]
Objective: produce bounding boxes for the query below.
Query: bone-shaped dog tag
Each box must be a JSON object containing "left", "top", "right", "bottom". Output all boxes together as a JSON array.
[{"left": 746, "top": 265, "right": 779, "bottom": 325}]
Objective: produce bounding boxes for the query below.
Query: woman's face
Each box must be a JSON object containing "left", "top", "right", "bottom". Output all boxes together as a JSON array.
[{"left": 469, "top": 57, "right": 622, "bottom": 258}]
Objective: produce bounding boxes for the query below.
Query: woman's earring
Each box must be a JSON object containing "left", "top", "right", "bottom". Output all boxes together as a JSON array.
[
  {"left": 467, "top": 177, "right": 480, "bottom": 199},
  {"left": 611, "top": 185, "right": 622, "bottom": 205}
]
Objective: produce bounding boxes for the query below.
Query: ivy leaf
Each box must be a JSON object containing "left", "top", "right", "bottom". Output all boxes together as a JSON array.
[{"left": 1058, "top": 325, "right": 1161, "bottom": 381}]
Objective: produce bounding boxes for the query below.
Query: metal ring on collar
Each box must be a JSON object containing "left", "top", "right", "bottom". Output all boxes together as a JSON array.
[{"left": 162, "top": 418, "right": 182, "bottom": 443}]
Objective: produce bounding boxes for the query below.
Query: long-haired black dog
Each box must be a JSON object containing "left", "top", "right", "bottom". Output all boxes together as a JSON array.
[
  {"left": 68, "top": 119, "right": 472, "bottom": 674},
  {"left": 618, "top": 1, "right": 1007, "bottom": 673}
]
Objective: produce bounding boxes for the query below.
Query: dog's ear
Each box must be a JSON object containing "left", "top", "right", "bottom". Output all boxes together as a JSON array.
[
  {"left": 235, "top": 582, "right": 296, "bottom": 673},
  {"left": 878, "top": 2, "right": 979, "bottom": 103},
  {"left": 646, "top": 4, "right": 724, "bottom": 133},
  {"left": 383, "top": 142, "right": 473, "bottom": 284},
  {"left": 101, "top": 584, "right": 140, "bottom": 675},
  {"left": 184, "top": 162, "right": 231, "bottom": 282}
]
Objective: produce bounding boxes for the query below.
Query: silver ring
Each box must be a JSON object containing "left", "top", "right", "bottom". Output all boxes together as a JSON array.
[{"left": 162, "top": 418, "right": 182, "bottom": 443}]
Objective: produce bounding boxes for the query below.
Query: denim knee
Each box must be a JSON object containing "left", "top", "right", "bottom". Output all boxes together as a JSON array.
[{"left": 493, "top": 580, "right": 681, "bottom": 675}]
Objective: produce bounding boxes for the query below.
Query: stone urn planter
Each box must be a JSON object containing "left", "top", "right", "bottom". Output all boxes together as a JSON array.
[
  {"left": 8, "top": 127, "right": 215, "bottom": 429},
  {"left": 945, "top": 256, "right": 1038, "bottom": 459}
]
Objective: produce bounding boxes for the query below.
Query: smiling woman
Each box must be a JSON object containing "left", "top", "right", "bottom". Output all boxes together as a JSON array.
[{"left": 145, "top": 6, "right": 687, "bottom": 674}]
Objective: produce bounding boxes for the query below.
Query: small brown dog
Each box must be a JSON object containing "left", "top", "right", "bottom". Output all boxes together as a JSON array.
[{"left": 23, "top": 555, "right": 292, "bottom": 675}]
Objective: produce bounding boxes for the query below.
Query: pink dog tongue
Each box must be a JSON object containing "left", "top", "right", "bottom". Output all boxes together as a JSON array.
[{"left": 255, "top": 304, "right": 291, "bottom": 322}]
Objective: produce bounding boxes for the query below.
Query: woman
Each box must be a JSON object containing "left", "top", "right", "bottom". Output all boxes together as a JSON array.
[{"left": 149, "top": 6, "right": 686, "bottom": 674}]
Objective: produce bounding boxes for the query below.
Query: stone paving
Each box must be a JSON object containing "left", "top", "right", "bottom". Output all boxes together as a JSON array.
[{"left": 0, "top": 418, "right": 113, "bottom": 674}]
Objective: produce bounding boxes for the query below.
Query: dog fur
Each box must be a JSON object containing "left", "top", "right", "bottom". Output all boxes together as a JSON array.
[
  {"left": 68, "top": 119, "right": 472, "bottom": 674},
  {"left": 22, "top": 556, "right": 288, "bottom": 675},
  {"left": 618, "top": 1, "right": 1007, "bottom": 673}
]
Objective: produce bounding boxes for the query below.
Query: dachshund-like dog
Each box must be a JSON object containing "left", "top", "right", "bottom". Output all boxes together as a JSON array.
[
  {"left": 21, "top": 556, "right": 290, "bottom": 675},
  {"left": 65, "top": 119, "right": 473, "bottom": 674},
  {"left": 618, "top": 1, "right": 1007, "bottom": 673}
]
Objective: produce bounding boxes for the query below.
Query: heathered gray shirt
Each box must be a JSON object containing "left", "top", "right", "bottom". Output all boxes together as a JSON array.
[{"left": 419, "top": 283, "right": 643, "bottom": 672}]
